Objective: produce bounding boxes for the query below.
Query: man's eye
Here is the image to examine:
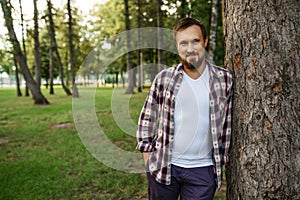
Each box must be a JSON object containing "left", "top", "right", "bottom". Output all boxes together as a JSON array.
[
  {"left": 192, "top": 40, "right": 200, "bottom": 44},
  {"left": 180, "top": 41, "right": 188, "bottom": 46}
]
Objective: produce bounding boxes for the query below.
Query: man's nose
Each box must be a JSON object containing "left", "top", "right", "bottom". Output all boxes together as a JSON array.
[{"left": 187, "top": 42, "right": 194, "bottom": 52}]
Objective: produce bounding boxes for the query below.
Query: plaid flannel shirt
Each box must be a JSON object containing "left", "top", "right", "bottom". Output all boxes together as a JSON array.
[{"left": 136, "top": 63, "right": 233, "bottom": 189}]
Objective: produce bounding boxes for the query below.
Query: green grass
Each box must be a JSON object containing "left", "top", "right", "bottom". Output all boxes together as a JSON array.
[
  {"left": 0, "top": 86, "right": 226, "bottom": 199},
  {"left": 0, "top": 87, "right": 148, "bottom": 199}
]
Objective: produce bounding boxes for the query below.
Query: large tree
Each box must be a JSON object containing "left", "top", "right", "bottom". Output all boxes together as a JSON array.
[
  {"left": 224, "top": 0, "right": 299, "bottom": 199},
  {"left": 1, "top": 0, "right": 49, "bottom": 104}
]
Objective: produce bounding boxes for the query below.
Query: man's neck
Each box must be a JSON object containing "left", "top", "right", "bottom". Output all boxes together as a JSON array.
[{"left": 183, "top": 62, "right": 206, "bottom": 80}]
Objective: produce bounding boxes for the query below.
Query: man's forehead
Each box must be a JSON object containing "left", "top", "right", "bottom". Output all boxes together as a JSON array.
[
  {"left": 176, "top": 31, "right": 202, "bottom": 41},
  {"left": 175, "top": 25, "right": 203, "bottom": 41}
]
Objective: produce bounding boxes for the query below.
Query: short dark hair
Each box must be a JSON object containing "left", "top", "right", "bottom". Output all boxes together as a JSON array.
[{"left": 173, "top": 17, "right": 207, "bottom": 40}]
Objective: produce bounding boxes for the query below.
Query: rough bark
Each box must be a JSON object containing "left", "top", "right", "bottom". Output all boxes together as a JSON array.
[
  {"left": 124, "top": 0, "right": 134, "bottom": 94},
  {"left": 1, "top": 0, "right": 49, "bottom": 104},
  {"left": 208, "top": 0, "right": 219, "bottom": 61},
  {"left": 67, "top": 0, "right": 79, "bottom": 97},
  {"left": 224, "top": 0, "right": 300, "bottom": 199},
  {"left": 47, "top": 0, "right": 72, "bottom": 96},
  {"left": 33, "top": 0, "right": 41, "bottom": 88}
]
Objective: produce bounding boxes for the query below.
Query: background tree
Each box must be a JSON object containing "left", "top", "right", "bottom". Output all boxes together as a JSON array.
[
  {"left": 67, "top": 0, "right": 79, "bottom": 97},
  {"left": 13, "top": 53, "right": 22, "bottom": 96},
  {"left": 224, "top": 0, "right": 300, "bottom": 199},
  {"left": 124, "top": 0, "right": 134, "bottom": 94},
  {"left": 208, "top": 0, "right": 219, "bottom": 61},
  {"left": 1, "top": 0, "right": 49, "bottom": 104},
  {"left": 137, "top": 0, "right": 143, "bottom": 92},
  {"left": 33, "top": 0, "right": 41, "bottom": 88},
  {"left": 18, "top": 0, "right": 29, "bottom": 96},
  {"left": 156, "top": 0, "right": 163, "bottom": 72},
  {"left": 46, "top": 0, "right": 72, "bottom": 96},
  {"left": 49, "top": 32, "right": 55, "bottom": 94}
]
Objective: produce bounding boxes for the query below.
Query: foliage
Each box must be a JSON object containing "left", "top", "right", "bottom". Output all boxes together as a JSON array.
[
  {"left": 0, "top": 48, "right": 13, "bottom": 74},
  {"left": 1, "top": 0, "right": 225, "bottom": 85},
  {"left": 85, "top": 0, "right": 224, "bottom": 79}
]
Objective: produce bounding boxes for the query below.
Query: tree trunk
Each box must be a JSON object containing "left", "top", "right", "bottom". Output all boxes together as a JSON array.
[
  {"left": 13, "top": 54, "right": 22, "bottom": 96},
  {"left": 124, "top": 0, "right": 134, "bottom": 94},
  {"left": 49, "top": 43, "right": 54, "bottom": 95},
  {"left": 25, "top": 84, "right": 29, "bottom": 96},
  {"left": 47, "top": 0, "right": 72, "bottom": 96},
  {"left": 156, "top": 0, "right": 163, "bottom": 72},
  {"left": 224, "top": 0, "right": 300, "bottom": 199},
  {"left": 33, "top": 0, "right": 41, "bottom": 88},
  {"left": 1, "top": 0, "right": 49, "bottom": 104},
  {"left": 18, "top": 0, "right": 29, "bottom": 97},
  {"left": 115, "top": 72, "right": 119, "bottom": 87},
  {"left": 67, "top": 0, "right": 79, "bottom": 97},
  {"left": 208, "top": 0, "right": 219, "bottom": 62},
  {"left": 137, "top": 0, "right": 143, "bottom": 92}
]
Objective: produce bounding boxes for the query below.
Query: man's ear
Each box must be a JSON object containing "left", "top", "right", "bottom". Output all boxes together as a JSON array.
[{"left": 205, "top": 38, "right": 208, "bottom": 48}]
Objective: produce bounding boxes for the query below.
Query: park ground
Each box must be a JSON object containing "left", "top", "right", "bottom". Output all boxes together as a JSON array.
[{"left": 0, "top": 87, "right": 226, "bottom": 199}]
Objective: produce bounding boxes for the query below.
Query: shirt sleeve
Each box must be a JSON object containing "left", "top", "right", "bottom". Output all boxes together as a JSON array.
[
  {"left": 222, "top": 75, "right": 233, "bottom": 164},
  {"left": 136, "top": 76, "right": 159, "bottom": 152}
]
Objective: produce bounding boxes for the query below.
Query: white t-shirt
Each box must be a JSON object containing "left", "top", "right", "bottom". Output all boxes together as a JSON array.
[{"left": 171, "top": 65, "right": 213, "bottom": 168}]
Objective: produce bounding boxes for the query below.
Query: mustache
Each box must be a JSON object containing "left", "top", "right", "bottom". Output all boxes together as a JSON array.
[{"left": 186, "top": 52, "right": 198, "bottom": 57}]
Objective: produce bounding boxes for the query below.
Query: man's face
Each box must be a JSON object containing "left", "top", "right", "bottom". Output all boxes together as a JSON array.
[{"left": 175, "top": 25, "right": 208, "bottom": 69}]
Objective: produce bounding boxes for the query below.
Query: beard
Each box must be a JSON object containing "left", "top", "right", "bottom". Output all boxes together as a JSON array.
[{"left": 181, "top": 53, "right": 204, "bottom": 70}]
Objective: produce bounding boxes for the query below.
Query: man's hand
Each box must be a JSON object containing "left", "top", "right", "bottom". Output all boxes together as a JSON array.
[{"left": 143, "top": 152, "right": 150, "bottom": 165}]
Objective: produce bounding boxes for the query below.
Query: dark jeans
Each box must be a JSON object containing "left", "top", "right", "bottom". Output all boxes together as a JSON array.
[{"left": 147, "top": 165, "right": 216, "bottom": 200}]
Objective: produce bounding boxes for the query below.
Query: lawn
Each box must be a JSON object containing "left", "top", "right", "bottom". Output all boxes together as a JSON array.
[{"left": 0, "top": 87, "right": 226, "bottom": 199}]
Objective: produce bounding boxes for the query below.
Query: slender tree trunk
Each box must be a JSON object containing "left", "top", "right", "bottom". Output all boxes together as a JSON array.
[
  {"left": 67, "top": 0, "right": 79, "bottom": 97},
  {"left": 115, "top": 72, "right": 119, "bottom": 87},
  {"left": 47, "top": 0, "right": 72, "bottom": 96},
  {"left": 208, "top": 0, "right": 219, "bottom": 62},
  {"left": 1, "top": 0, "right": 49, "bottom": 104},
  {"left": 224, "top": 0, "right": 300, "bottom": 199},
  {"left": 121, "top": 69, "right": 125, "bottom": 88},
  {"left": 156, "top": 0, "right": 163, "bottom": 72},
  {"left": 33, "top": 0, "right": 41, "bottom": 88},
  {"left": 18, "top": 0, "right": 29, "bottom": 97},
  {"left": 25, "top": 84, "right": 29, "bottom": 96},
  {"left": 49, "top": 44, "right": 54, "bottom": 94},
  {"left": 149, "top": 49, "right": 157, "bottom": 81},
  {"left": 13, "top": 54, "right": 22, "bottom": 96},
  {"left": 124, "top": 0, "right": 134, "bottom": 94},
  {"left": 137, "top": 0, "right": 142, "bottom": 92}
]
